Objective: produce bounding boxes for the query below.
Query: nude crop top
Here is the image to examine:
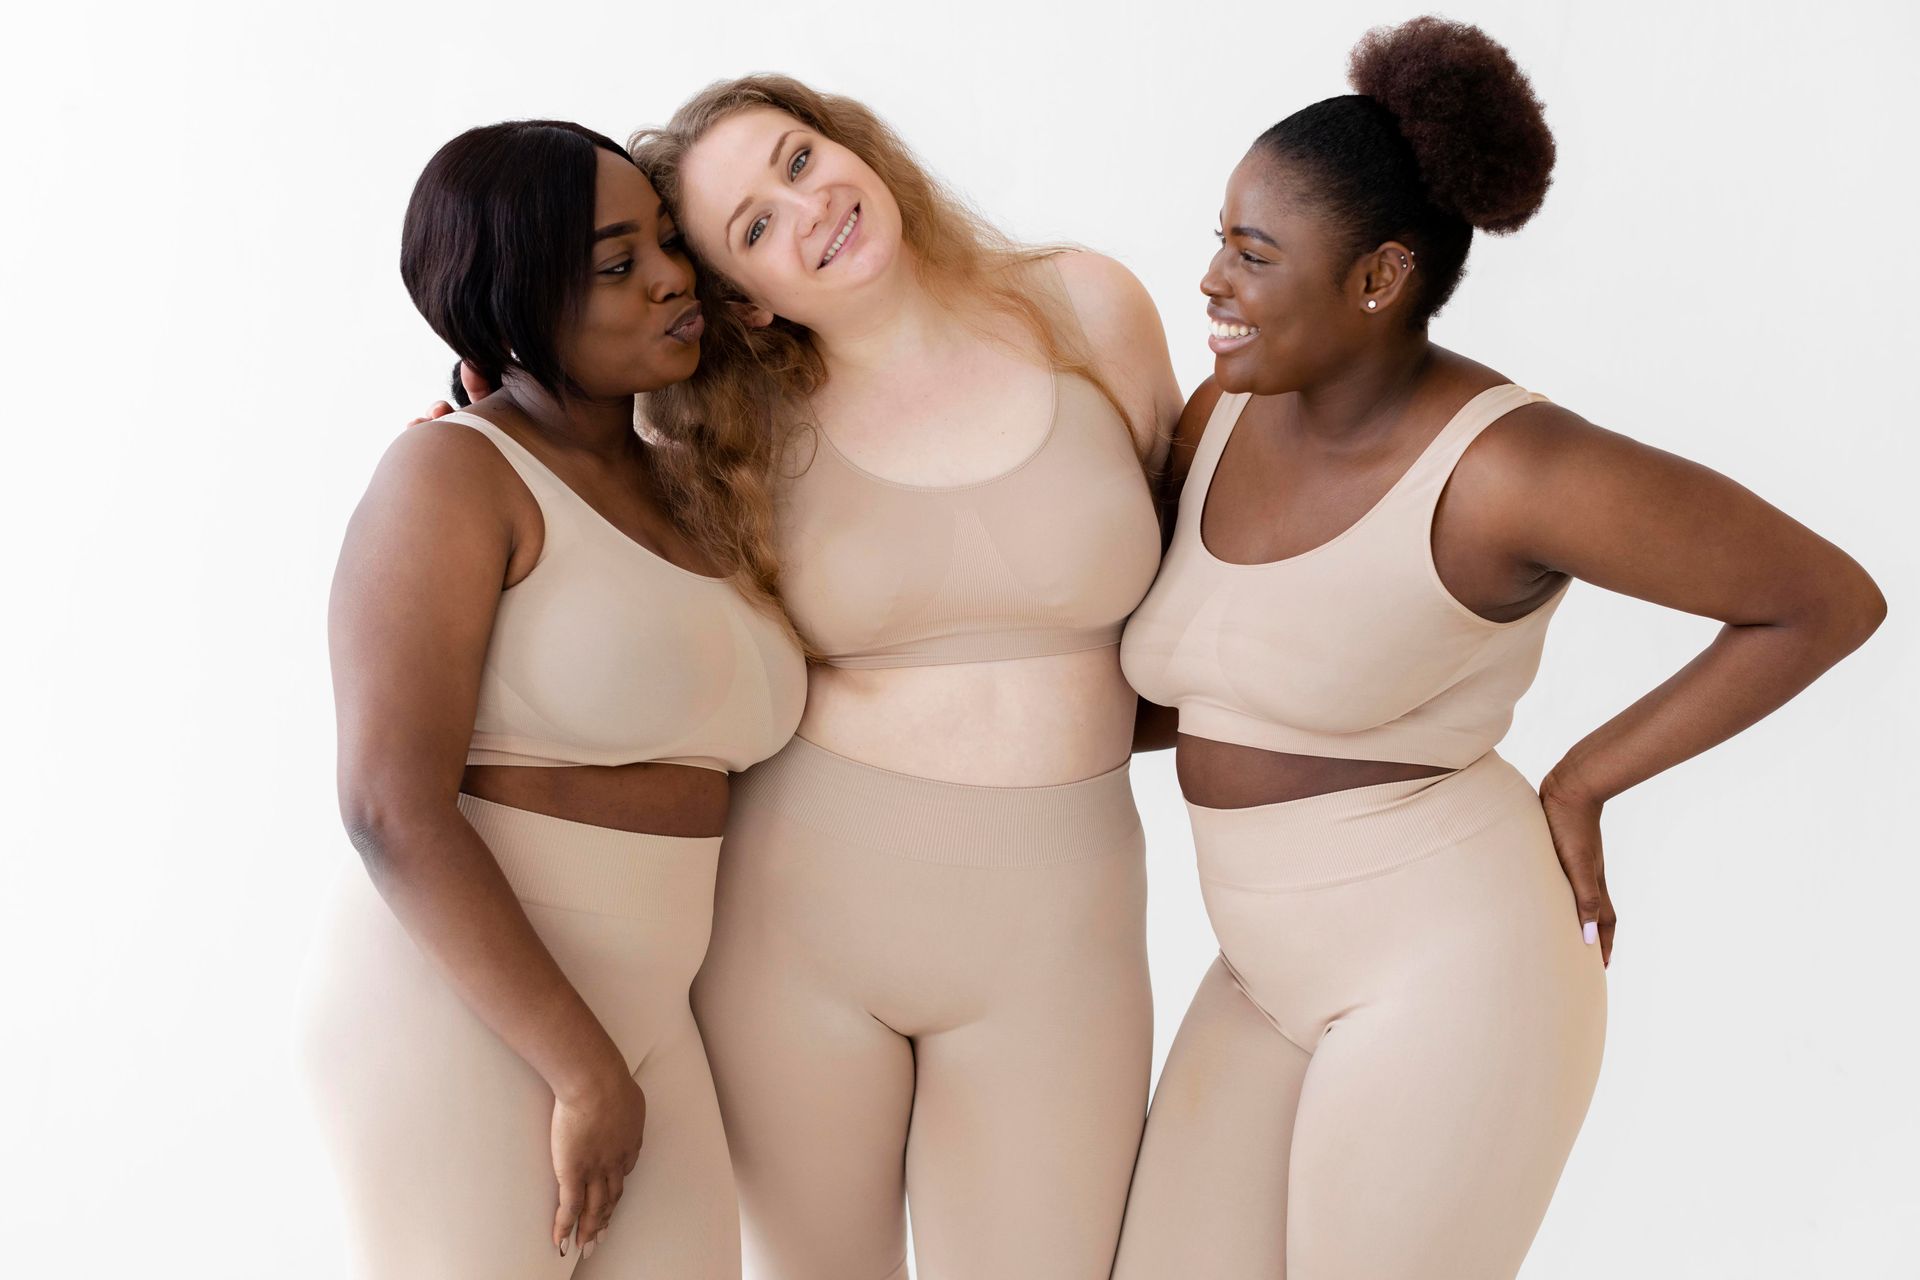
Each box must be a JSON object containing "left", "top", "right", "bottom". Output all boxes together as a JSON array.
[
  {"left": 1120, "top": 384, "right": 1569, "bottom": 770},
  {"left": 441, "top": 412, "right": 807, "bottom": 772},
  {"left": 774, "top": 309, "right": 1162, "bottom": 670}
]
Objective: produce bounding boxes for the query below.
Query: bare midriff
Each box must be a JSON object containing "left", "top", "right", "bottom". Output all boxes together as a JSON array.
[
  {"left": 1174, "top": 735, "right": 1452, "bottom": 809},
  {"left": 460, "top": 760, "right": 731, "bottom": 837},
  {"left": 798, "top": 646, "right": 1139, "bottom": 788}
]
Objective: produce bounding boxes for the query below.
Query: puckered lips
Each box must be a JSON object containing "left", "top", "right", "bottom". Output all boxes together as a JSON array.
[{"left": 666, "top": 301, "right": 704, "bottom": 344}]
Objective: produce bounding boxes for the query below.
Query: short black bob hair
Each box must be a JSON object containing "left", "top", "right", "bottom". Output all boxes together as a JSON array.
[{"left": 400, "top": 120, "right": 632, "bottom": 402}]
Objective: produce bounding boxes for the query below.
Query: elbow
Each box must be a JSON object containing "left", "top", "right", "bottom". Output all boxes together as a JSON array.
[
  {"left": 1831, "top": 562, "right": 1888, "bottom": 654},
  {"left": 1804, "top": 558, "right": 1888, "bottom": 659},
  {"left": 337, "top": 781, "right": 449, "bottom": 880}
]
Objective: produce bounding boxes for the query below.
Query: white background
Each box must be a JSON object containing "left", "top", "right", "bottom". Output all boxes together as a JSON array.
[{"left": 5, "top": 1, "right": 1915, "bottom": 1275}]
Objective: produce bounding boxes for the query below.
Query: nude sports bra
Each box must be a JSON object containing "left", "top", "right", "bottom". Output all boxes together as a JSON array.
[
  {"left": 773, "top": 283, "right": 1162, "bottom": 669},
  {"left": 441, "top": 412, "right": 807, "bottom": 772},
  {"left": 1119, "top": 384, "right": 1569, "bottom": 770}
]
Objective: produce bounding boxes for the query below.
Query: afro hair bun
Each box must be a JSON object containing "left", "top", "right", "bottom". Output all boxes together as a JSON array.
[{"left": 1348, "top": 16, "right": 1555, "bottom": 234}]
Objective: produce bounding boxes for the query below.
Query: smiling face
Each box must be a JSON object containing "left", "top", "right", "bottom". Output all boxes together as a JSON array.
[
  {"left": 674, "top": 107, "right": 905, "bottom": 328},
  {"left": 556, "top": 149, "right": 704, "bottom": 397},
  {"left": 1202, "top": 151, "right": 1376, "bottom": 396}
]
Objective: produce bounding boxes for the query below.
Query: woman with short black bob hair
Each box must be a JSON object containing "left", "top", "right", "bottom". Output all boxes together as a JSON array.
[
  {"left": 298, "top": 119, "right": 804, "bottom": 1279},
  {"left": 1117, "top": 17, "right": 1883, "bottom": 1277}
]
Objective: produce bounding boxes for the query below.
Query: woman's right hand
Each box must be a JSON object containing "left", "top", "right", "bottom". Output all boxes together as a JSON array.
[
  {"left": 406, "top": 361, "right": 498, "bottom": 426},
  {"left": 405, "top": 401, "right": 457, "bottom": 428},
  {"left": 549, "top": 1072, "right": 647, "bottom": 1258}
]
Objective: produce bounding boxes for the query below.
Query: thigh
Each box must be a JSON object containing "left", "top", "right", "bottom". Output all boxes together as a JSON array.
[
  {"left": 574, "top": 1008, "right": 740, "bottom": 1280},
  {"left": 298, "top": 873, "right": 579, "bottom": 1280},
  {"left": 1111, "top": 956, "right": 1310, "bottom": 1280},
  {"left": 1284, "top": 866, "right": 1607, "bottom": 1279},
  {"left": 694, "top": 909, "right": 915, "bottom": 1280},
  {"left": 903, "top": 889, "right": 1153, "bottom": 1280}
]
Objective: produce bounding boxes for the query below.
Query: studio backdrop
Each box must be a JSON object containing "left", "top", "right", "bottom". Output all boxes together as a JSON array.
[{"left": 3, "top": 1, "right": 1914, "bottom": 1276}]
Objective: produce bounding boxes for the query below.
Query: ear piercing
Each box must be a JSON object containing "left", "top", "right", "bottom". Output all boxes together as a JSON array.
[{"left": 1366, "top": 300, "right": 1378, "bottom": 310}]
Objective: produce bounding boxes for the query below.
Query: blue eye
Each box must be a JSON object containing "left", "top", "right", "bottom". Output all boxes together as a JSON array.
[
  {"left": 789, "top": 147, "right": 810, "bottom": 180},
  {"left": 746, "top": 216, "right": 768, "bottom": 247}
]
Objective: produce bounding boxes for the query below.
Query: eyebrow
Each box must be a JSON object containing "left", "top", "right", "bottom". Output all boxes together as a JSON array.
[
  {"left": 725, "top": 129, "right": 804, "bottom": 244},
  {"left": 591, "top": 220, "right": 640, "bottom": 244},
  {"left": 1228, "top": 224, "right": 1282, "bottom": 250}
]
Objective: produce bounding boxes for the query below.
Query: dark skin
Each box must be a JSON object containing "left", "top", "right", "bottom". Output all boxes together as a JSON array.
[
  {"left": 333, "top": 150, "right": 707, "bottom": 1259},
  {"left": 1135, "top": 152, "right": 1886, "bottom": 966}
]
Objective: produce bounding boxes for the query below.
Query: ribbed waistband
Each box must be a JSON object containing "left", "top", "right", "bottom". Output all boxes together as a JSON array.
[
  {"left": 456, "top": 794, "right": 722, "bottom": 918},
  {"left": 1188, "top": 751, "right": 1541, "bottom": 891},
  {"left": 731, "top": 735, "right": 1142, "bottom": 867}
]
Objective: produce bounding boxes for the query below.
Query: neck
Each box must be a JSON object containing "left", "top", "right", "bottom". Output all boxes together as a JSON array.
[
  {"left": 490, "top": 373, "right": 639, "bottom": 460},
  {"left": 808, "top": 254, "right": 966, "bottom": 382},
  {"left": 1291, "top": 335, "right": 1435, "bottom": 447}
]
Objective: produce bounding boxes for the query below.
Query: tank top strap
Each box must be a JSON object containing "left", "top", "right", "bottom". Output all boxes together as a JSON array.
[
  {"left": 1180, "top": 389, "right": 1253, "bottom": 526},
  {"left": 1383, "top": 383, "right": 1548, "bottom": 513},
  {"left": 438, "top": 410, "right": 577, "bottom": 514}
]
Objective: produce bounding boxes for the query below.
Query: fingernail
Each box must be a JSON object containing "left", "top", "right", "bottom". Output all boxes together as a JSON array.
[
  {"left": 1583, "top": 920, "right": 1599, "bottom": 945},
  {"left": 559, "top": 1233, "right": 569, "bottom": 1258},
  {"left": 583, "top": 1239, "right": 597, "bottom": 1259}
]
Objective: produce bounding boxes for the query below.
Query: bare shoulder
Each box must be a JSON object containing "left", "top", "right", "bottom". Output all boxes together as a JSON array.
[
  {"left": 1163, "top": 376, "right": 1228, "bottom": 501},
  {"left": 1042, "top": 249, "right": 1180, "bottom": 462},
  {"left": 357, "top": 418, "right": 533, "bottom": 541},
  {"left": 1046, "top": 248, "right": 1161, "bottom": 351},
  {"left": 1459, "top": 397, "right": 1658, "bottom": 490}
]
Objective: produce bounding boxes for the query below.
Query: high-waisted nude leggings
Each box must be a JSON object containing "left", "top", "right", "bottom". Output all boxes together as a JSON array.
[
  {"left": 1113, "top": 751, "right": 1607, "bottom": 1280},
  {"left": 297, "top": 795, "right": 740, "bottom": 1280},
  {"left": 694, "top": 735, "right": 1152, "bottom": 1280}
]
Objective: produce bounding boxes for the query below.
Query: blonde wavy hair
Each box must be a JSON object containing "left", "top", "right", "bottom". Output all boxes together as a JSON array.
[{"left": 630, "top": 74, "right": 1138, "bottom": 626}]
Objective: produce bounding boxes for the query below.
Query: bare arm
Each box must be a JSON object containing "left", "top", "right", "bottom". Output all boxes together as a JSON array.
[
  {"left": 1052, "top": 249, "right": 1183, "bottom": 478},
  {"left": 1467, "top": 405, "right": 1887, "bottom": 957},
  {"left": 329, "top": 423, "right": 638, "bottom": 1253}
]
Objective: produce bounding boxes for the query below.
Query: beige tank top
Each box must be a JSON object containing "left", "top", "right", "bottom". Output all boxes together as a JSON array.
[
  {"left": 1120, "top": 384, "right": 1569, "bottom": 769},
  {"left": 443, "top": 412, "right": 807, "bottom": 772},
  {"left": 774, "top": 301, "right": 1162, "bottom": 669}
]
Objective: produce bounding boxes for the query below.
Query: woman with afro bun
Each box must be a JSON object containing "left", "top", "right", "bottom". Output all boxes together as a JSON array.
[{"left": 1116, "top": 16, "right": 1884, "bottom": 1276}]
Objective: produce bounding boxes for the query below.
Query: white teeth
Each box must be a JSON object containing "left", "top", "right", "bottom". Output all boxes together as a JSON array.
[
  {"left": 1208, "top": 320, "right": 1259, "bottom": 339},
  {"left": 821, "top": 208, "right": 860, "bottom": 265}
]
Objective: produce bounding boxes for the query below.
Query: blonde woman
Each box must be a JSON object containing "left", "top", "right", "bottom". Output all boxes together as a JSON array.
[{"left": 634, "top": 78, "right": 1181, "bottom": 1280}]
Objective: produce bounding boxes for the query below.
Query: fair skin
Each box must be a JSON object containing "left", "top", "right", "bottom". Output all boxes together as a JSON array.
[
  {"left": 675, "top": 106, "right": 1183, "bottom": 785},
  {"left": 1134, "top": 151, "right": 1887, "bottom": 963},
  {"left": 342, "top": 150, "right": 707, "bottom": 1258}
]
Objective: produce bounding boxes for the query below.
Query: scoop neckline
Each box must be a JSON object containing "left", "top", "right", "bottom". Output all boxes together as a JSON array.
[
  {"left": 811, "top": 366, "right": 1062, "bottom": 494},
  {"left": 1195, "top": 384, "right": 1519, "bottom": 573},
  {"left": 442, "top": 411, "right": 732, "bottom": 584}
]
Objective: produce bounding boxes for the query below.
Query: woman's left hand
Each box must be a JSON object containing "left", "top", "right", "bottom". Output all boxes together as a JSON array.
[{"left": 1539, "top": 773, "right": 1614, "bottom": 967}]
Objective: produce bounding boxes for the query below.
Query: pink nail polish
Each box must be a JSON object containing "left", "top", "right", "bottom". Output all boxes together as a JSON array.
[
  {"left": 1583, "top": 920, "right": 1599, "bottom": 945},
  {"left": 583, "top": 1239, "right": 597, "bottom": 1260}
]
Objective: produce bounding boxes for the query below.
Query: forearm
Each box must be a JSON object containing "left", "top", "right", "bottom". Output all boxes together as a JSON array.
[
  {"left": 346, "top": 805, "right": 626, "bottom": 1102},
  {"left": 1132, "top": 697, "right": 1178, "bottom": 753},
  {"left": 1544, "top": 612, "right": 1878, "bottom": 806}
]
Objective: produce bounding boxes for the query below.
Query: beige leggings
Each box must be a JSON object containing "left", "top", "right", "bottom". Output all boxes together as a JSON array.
[
  {"left": 1113, "top": 752, "right": 1607, "bottom": 1280},
  {"left": 297, "top": 795, "right": 740, "bottom": 1280},
  {"left": 694, "top": 735, "right": 1152, "bottom": 1280}
]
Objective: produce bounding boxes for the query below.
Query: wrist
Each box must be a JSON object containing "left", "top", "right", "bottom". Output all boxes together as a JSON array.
[
  {"left": 1541, "top": 759, "right": 1609, "bottom": 810},
  {"left": 546, "top": 1038, "right": 631, "bottom": 1107}
]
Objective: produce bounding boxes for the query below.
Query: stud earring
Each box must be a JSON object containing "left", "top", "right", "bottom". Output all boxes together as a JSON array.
[{"left": 1366, "top": 299, "right": 1378, "bottom": 310}]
